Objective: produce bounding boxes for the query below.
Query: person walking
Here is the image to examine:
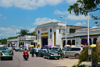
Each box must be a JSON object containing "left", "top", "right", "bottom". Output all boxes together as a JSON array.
[
  {"left": 59, "top": 48, "right": 64, "bottom": 59},
  {"left": 36, "top": 47, "right": 39, "bottom": 57},
  {"left": 60, "top": 49, "right": 64, "bottom": 59},
  {"left": 31, "top": 47, "right": 34, "bottom": 57}
]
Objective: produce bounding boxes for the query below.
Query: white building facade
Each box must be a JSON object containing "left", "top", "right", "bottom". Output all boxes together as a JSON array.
[
  {"left": 36, "top": 22, "right": 86, "bottom": 48},
  {"left": 36, "top": 22, "right": 100, "bottom": 48},
  {"left": 7, "top": 35, "right": 36, "bottom": 50}
]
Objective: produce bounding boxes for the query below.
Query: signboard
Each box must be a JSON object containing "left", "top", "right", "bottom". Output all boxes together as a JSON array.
[
  {"left": 88, "top": 49, "right": 91, "bottom": 55},
  {"left": 83, "top": 39, "right": 87, "bottom": 44},
  {"left": 41, "top": 32, "right": 48, "bottom": 36}
]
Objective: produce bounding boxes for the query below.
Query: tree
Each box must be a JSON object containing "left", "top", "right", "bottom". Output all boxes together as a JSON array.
[
  {"left": 17, "top": 29, "right": 29, "bottom": 36},
  {"left": 8, "top": 36, "right": 17, "bottom": 39},
  {"left": 0, "top": 38, "right": 7, "bottom": 44},
  {"left": 27, "top": 31, "right": 36, "bottom": 36},
  {"left": 68, "top": 0, "right": 100, "bottom": 20}
]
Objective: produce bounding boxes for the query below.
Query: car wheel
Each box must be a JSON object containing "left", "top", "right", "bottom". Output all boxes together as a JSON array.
[
  {"left": 1, "top": 57, "right": 3, "bottom": 60},
  {"left": 75, "top": 54, "right": 79, "bottom": 59},
  {"left": 57, "top": 57, "right": 59, "bottom": 60},
  {"left": 47, "top": 56, "right": 50, "bottom": 59}
]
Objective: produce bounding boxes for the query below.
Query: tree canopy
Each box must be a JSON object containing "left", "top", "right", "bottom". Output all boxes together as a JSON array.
[
  {"left": 17, "top": 29, "right": 36, "bottom": 36},
  {"left": 27, "top": 31, "right": 36, "bottom": 36},
  {"left": 68, "top": 0, "right": 100, "bottom": 20},
  {"left": 17, "top": 29, "right": 29, "bottom": 36},
  {"left": 8, "top": 36, "right": 17, "bottom": 39},
  {"left": 0, "top": 38, "right": 7, "bottom": 44}
]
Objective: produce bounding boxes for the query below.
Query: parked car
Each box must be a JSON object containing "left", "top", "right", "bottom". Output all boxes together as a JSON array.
[
  {"left": 44, "top": 50, "right": 60, "bottom": 59},
  {"left": 19, "top": 48, "right": 25, "bottom": 52},
  {"left": 6, "top": 49, "right": 14, "bottom": 55},
  {"left": 38, "top": 49, "right": 47, "bottom": 57},
  {"left": 15, "top": 47, "right": 20, "bottom": 51},
  {"left": 63, "top": 47, "right": 83, "bottom": 58},
  {"left": 0, "top": 50, "right": 13, "bottom": 60}
]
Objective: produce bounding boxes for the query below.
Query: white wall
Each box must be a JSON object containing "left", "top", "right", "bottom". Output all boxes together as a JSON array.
[
  {"left": 75, "top": 37, "right": 81, "bottom": 45},
  {"left": 56, "top": 28, "right": 62, "bottom": 47}
]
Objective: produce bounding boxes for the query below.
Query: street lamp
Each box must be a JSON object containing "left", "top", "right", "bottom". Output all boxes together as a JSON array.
[
  {"left": 88, "top": 13, "right": 90, "bottom": 48},
  {"left": 60, "top": 16, "right": 67, "bottom": 47}
]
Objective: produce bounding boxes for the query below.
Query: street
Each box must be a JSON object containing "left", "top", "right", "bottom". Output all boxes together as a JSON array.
[{"left": 0, "top": 51, "right": 91, "bottom": 67}]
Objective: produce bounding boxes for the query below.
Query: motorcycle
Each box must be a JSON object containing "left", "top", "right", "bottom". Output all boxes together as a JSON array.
[{"left": 23, "top": 54, "right": 29, "bottom": 60}]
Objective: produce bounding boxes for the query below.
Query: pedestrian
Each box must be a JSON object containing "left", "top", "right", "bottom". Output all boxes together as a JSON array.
[
  {"left": 59, "top": 48, "right": 64, "bottom": 59},
  {"left": 60, "top": 49, "right": 64, "bottom": 59},
  {"left": 31, "top": 47, "right": 34, "bottom": 57},
  {"left": 36, "top": 47, "right": 39, "bottom": 57}
]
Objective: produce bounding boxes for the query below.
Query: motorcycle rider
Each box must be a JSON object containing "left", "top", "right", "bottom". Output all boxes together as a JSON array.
[{"left": 23, "top": 49, "right": 29, "bottom": 60}]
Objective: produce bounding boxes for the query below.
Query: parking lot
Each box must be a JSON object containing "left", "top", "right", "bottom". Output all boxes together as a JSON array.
[{"left": 0, "top": 50, "right": 93, "bottom": 67}]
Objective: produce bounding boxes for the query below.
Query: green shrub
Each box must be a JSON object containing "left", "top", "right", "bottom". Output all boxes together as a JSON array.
[
  {"left": 79, "top": 47, "right": 99, "bottom": 62},
  {"left": 79, "top": 47, "right": 89, "bottom": 62}
]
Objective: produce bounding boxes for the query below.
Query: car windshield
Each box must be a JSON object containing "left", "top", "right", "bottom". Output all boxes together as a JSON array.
[
  {"left": 71, "top": 48, "right": 81, "bottom": 51},
  {"left": 62, "top": 48, "right": 67, "bottom": 50},
  {"left": 2, "top": 50, "right": 11, "bottom": 53},
  {"left": 49, "top": 50, "right": 58, "bottom": 53}
]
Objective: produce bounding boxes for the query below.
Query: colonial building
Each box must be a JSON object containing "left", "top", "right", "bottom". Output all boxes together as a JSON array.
[
  {"left": 36, "top": 22, "right": 86, "bottom": 48},
  {"left": 63, "top": 26, "right": 100, "bottom": 46},
  {"left": 7, "top": 35, "right": 36, "bottom": 50}
]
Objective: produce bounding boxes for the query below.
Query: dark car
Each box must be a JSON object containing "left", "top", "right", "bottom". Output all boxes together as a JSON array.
[
  {"left": 44, "top": 50, "right": 60, "bottom": 59},
  {"left": 38, "top": 49, "right": 47, "bottom": 57}
]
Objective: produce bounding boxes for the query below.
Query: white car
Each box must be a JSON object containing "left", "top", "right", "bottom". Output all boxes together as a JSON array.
[{"left": 63, "top": 47, "right": 83, "bottom": 58}]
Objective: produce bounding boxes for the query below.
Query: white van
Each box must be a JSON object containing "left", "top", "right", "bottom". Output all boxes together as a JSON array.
[{"left": 63, "top": 47, "right": 83, "bottom": 58}]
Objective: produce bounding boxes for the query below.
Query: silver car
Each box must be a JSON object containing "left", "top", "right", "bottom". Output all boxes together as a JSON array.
[{"left": 63, "top": 47, "right": 83, "bottom": 58}]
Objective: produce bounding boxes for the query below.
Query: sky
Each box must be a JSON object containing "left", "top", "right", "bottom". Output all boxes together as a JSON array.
[{"left": 0, "top": 0, "right": 100, "bottom": 39}]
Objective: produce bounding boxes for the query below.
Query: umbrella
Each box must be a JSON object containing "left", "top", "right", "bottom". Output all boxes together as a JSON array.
[
  {"left": 90, "top": 44, "right": 96, "bottom": 48},
  {"left": 12, "top": 45, "right": 16, "bottom": 47},
  {"left": 30, "top": 45, "right": 34, "bottom": 47},
  {"left": 48, "top": 45, "right": 52, "bottom": 47},
  {"left": 64, "top": 45, "right": 70, "bottom": 47},
  {"left": 77, "top": 44, "right": 85, "bottom": 47},
  {"left": 70, "top": 45, "right": 76, "bottom": 47}
]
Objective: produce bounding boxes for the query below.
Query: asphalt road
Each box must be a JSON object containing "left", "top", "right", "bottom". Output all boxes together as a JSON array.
[
  {"left": 0, "top": 51, "right": 59, "bottom": 67},
  {"left": 0, "top": 50, "right": 94, "bottom": 67}
]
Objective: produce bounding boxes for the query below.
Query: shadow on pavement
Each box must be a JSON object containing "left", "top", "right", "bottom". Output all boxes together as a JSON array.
[{"left": 0, "top": 58, "right": 13, "bottom": 61}]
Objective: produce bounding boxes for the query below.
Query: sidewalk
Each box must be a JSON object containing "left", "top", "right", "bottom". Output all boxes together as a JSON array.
[{"left": 81, "top": 62, "right": 100, "bottom": 67}]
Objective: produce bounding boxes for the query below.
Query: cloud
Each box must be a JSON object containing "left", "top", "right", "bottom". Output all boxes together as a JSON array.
[
  {"left": 67, "top": 15, "right": 90, "bottom": 20},
  {"left": 0, "top": 27, "right": 20, "bottom": 38},
  {"left": 0, "top": 0, "right": 63, "bottom": 10},
  {"left": 29, "top": 28, "right": 35, "bottom": 32},
  {"left": 65, "top": 0, "right": 77, "bottom": 4},
  {"left": 33, "top": 18, "right": 58, "bottom": 25},
  {"left": 54, "top": 10, "right": 69, "bottom": 15},
  {"left": 75, "top": 22, "right": 86, "bottom": 26}
]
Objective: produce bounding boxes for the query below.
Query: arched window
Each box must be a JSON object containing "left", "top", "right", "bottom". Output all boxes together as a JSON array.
[
  {"left": 93, "top": 38, "right": 97, "bottom": 44},
  {"left": 63, "top": 40, "right": 66, "bottom": 47},
  {"left": 72, "top": 40, "right": 75, "bottom": 45},
  {"left": 67, "top": 40, "right": 71, "bottom": 45}
]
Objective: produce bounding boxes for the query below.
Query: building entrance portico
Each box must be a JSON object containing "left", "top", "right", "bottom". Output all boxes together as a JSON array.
[{"left": 41, "top": 36, "right": 48, "bottom": 48}]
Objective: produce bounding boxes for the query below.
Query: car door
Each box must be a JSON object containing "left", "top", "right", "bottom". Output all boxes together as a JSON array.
[{"left": 65, "top": 48, "right": 71, "bottom": 57}]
